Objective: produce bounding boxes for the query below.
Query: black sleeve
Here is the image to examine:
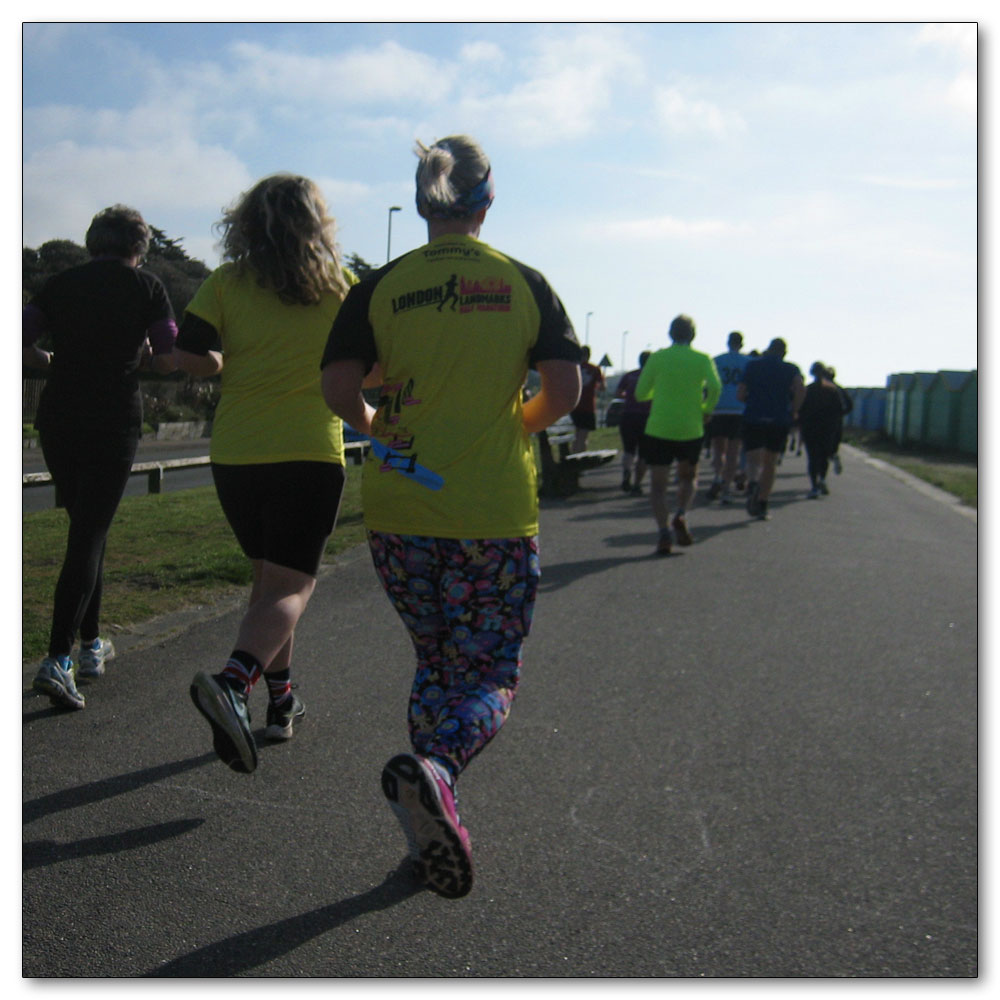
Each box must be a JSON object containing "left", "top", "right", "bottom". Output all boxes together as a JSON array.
[
  {"left": 320, "top": 280, "right": 378, "bottom": 375},
  {"left": 143, "top": 271, "right": 176, "bottom": 324},
  {"left": 508, "top": 259, "right": 582, "bottom": 368},
  {"left": 175, "top": 312, "right": 221, "bottom": 356}
]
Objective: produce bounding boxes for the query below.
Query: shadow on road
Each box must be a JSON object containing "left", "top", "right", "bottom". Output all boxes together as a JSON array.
[
  {"left": 144, "top": 859, "right": 424, "bottom": 977},
  {"left": 23, "top": 752, "right": 219, "bottom": 824},
  {"left": 24, "top": 818, "right": 205, "bottom": 870}
]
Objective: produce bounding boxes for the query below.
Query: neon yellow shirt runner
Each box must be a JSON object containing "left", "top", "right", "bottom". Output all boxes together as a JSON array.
[
  {"left": 635, "top": 343, "right": 722, "bottom": 441},
  {"left": 186, "top": 263, "right": 355, "bottom": 465},
  {"left": 323, "top": 233, "right": 580, "bottom": 539}
]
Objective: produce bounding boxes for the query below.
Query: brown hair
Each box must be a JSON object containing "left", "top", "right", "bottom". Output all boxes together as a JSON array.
[{"left": 85, "top": 205, "right": 150, "bottom": 259}]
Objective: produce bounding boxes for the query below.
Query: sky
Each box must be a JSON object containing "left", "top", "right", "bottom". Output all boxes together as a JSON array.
[{"left": 19, "top": 16, "right": 979, "bottom": 389}]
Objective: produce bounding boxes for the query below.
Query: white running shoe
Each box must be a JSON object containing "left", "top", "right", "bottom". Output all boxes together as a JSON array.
[
  {"left": 33, "top": 657, "right": 85, "bottom": 710},
  {"left": 78, "top": 637, "right": 115, "bottom": 679}
]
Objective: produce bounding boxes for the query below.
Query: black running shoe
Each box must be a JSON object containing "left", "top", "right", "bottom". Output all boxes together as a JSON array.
[
  {"left": 746, "top": 481, "right": 760, "bottom": 516},
  {"left": 264, "top": 693, "right": 305, "bottom": 741},
  {"left": 190, "top": 672, "right": 258, "bottom": 773},
  {"left": 672, "top": 514, "right": 694, "bottom": 546}
]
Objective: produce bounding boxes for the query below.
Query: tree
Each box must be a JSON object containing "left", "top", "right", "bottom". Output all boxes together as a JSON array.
[
  {"left": 344, "top": 252, "right": 375, "bottom": 281},
  {"left": 22, "top": 229, "right": 211, "bottom": 315}
]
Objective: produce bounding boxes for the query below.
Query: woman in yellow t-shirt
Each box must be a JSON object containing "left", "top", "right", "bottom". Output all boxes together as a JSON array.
[
  {"left": 174, "top": 174, "right": 354, "bottom": 775},
  {"left": 321, "top": 135, "right": 582, "bottom": 898}
]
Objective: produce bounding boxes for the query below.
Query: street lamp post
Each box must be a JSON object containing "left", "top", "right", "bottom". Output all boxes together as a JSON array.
[
  {"left": 621, "top": 331, "right": 629, "bottom": 373},
  {"left": 585, "top": 311, "right": 593, "bottom": 346},
  {"left": 386, "top": 206, "right": 401, "bottom": 263}
]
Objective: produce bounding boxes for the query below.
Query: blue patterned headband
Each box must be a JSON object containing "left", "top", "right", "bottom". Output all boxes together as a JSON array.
[{"left": 417, "top": 168, "right": 494, "bottom": 220}]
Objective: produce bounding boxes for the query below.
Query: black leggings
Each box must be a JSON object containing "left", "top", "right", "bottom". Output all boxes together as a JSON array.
[
  {"left": 40, "top": 422, "right": 139, "bottom": 658},
  {"left": 801, "top": 429, "right": 836, "bottom": 487}
]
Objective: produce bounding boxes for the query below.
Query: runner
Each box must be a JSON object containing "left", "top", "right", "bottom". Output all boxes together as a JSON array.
[
  {"left": 175, "top": 174, "right": 356, "bottom": 772},
  {"left": 615, "top": 350, "right": 652, "bottom": 494},
  {"left": 570, "top": 345, "right": 605, "bottom": 453},
  {"left": 737, "top": 338, "right": 805, "bottom": 520},
  {"left": 320, "top": 134, "right": 582, "bottom": 898},
  {"left": 635, "top": 315, "right": 721, "bottom": 555},
  {"left": 705, "top": 331, "right": 751, "bottom": 504},
  {"left": 824, "top": 365, "right": 854, "bottom": 474},
  {"left": 24, "top": 205, "right": 177, "bottom": 710},
  {"left": 798, "top": 362, "right": 843, "bottom": 497}
]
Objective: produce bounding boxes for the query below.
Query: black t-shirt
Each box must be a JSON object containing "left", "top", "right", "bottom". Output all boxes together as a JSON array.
[{"left": 30, "top": 258, "right": 174, "bottom": 429}]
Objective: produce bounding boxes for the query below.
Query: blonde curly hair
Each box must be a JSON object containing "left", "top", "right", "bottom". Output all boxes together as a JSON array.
[{"left": 217, "top": 174, "right": 349, "bottom": 306}]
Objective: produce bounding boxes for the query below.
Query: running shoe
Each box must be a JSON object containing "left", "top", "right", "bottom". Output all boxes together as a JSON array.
[
  {"left": 671, "top": 514, "right": 693, "bottom": 546},
  {"left": 264, "top": 693, "right": 305, "bottom": 741},
  {"left": 629, "top": 483, "right": 643, "bottom": 496},
  {"left": 818, "top": 479, "right": 830, "bottom": 495},
  {"left": 746, "top": 481, "right": 760, "bottom": 516},
  {"left": 190, "top": 671, "right": 258, "bottom": 773},
  {"left": 381, "top": 753, "right": 473, "bottom": 899},
  {"left": 832, "top": 455, "right": 842, "bottom": 475},
  {"left": 807, "top": 486, "right": 820, "bottom": 499},
  {"left": 734, "top": 472, "right": 747, "bottom": 491},
  {"left": 656, "top": 528, "right": 672, "bottom": 556},
  {"left": 706, "top": 478, "right": 722, "bottom": 501},
  {"left": 621, "top": 472, "right": 631, "bottom": 492},
  {"left": 719, "top": 489, "right": 732, "bottom": 505},
  {"left": 33, "top": 656, "right": 85, "bottom": 710},
  {"left": 756, "top": 500, "right": 770, "bottom": 521},
  {"left": 78, "top": 637, "right": 115, "bottom": 679}
]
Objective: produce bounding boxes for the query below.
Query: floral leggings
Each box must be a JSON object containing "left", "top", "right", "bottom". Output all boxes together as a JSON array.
[{"left": 368, "top": 532, "right": 541, "bottom": 784}]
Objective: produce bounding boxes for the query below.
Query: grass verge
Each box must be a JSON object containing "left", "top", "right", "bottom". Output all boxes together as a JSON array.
[{"left": 22, "top": 473, "right": 365, "bottom": 663}]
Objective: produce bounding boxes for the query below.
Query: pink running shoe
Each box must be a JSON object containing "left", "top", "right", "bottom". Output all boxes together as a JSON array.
[{"left": 381, "top": 753, "right": 473, "bottom": 898}]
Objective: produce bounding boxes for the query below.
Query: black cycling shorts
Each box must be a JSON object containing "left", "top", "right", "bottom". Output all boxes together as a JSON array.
[
  {"left": 638, "top": 434, "right": 703, "bottom": 467},
  {"left": 212, "top": 460, "right": 346, "bottom": 576},
  {"left": 706, "top": 413, "right": 742, "bottom": 440},
  {"left": 741, "top": 422, "right": 790, "bottom": 454},
  {"left": 618, "top": 412, "right": 648, "bottom": 455}
]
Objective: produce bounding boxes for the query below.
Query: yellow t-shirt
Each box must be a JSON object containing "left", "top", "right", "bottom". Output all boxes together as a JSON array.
[
  {"left": 185, "top": 263, "right": 355, "bottom": 465},
  {"left": 321, "top": 234, "right": 581, "bottom": 539}
]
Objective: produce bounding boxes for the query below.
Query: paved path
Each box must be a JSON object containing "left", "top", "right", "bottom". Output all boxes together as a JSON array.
[{"left": 22, "top": 447, "right": 978, "bottom": 977}]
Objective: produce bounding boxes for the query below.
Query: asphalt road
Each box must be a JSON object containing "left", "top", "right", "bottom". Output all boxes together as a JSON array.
[{"left": 21, "top": 447, "right": 978, "bottom": 978}]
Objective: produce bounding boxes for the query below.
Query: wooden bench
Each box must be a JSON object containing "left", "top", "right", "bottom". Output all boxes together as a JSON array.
[
  {"left": 23, "top": 440, "right": 371, "bottom": 507},
  {"left": 536, "top": 428, "right": 617, "bottom": 498}
]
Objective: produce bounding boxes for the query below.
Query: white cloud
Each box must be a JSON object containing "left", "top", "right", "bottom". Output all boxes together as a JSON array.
[
  {"left": 227, "top": 40, "right": 454, "bottom": 105},
  {"left": 22, "top": 138, "right": 252, "bottom": 248},
  {"left": 654, "top": 85, "right": 748, "bottom": 139},
  {"left": 858, "top": 174, "right": 963, "bottom": 192},
  {"left": 457, "top": 29, "right": 644, "bottom": 146},
  {"left": 916, "top": 23, "right": 977, "bottom": 63},
  {"left": 459, "top": 41, "right": 505, "bottom": 66},
  {"left": 590, "top": 215, "right": 746, "bottom": 241},
  {"left": 914, "top": 23, "right": 977, "bottom": 118}
]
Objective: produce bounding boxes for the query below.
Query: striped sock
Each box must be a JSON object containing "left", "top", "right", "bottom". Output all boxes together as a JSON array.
[
  {"left": 221, "top": 649, "right": 263, "bottom": 697},
  {"left": 264, "top": 669, "right": 292, "bottom": 707}
]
